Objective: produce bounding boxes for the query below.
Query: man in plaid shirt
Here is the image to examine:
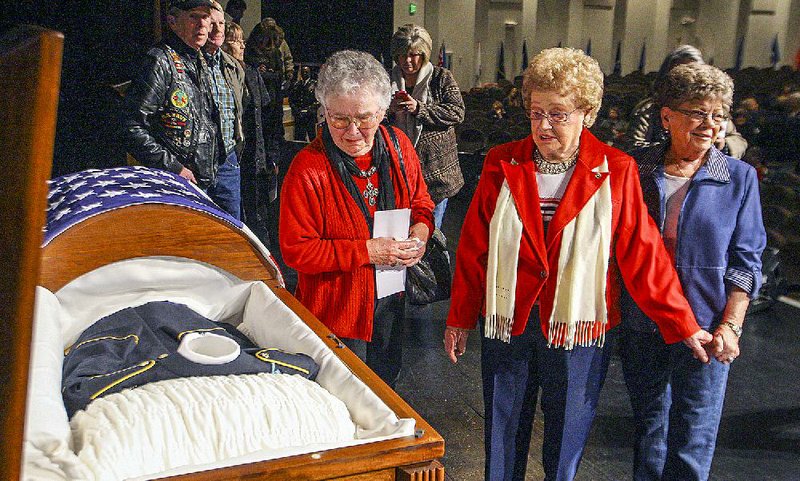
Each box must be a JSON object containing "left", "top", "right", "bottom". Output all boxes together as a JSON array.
[{"left": 204, "top": 2, "right": 244, "bottom": 219}]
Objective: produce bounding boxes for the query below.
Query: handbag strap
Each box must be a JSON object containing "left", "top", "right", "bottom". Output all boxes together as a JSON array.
[{"left": 386, "top": 127, "right": 411, "bottom": 196}]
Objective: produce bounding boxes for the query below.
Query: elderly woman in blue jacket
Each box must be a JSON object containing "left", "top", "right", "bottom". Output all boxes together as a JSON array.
[{"left": 620, "top": 63, "right": 766, "bottom": 481}]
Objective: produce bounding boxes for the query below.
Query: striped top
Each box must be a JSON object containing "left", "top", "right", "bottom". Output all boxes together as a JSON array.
[{"left": 537, "top": 166, "right": 574, "bottom": 233}]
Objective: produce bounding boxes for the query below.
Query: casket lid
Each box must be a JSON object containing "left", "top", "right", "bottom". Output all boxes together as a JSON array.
[{"left": 0, "top": 25, "right": 63, "bottom": 481}]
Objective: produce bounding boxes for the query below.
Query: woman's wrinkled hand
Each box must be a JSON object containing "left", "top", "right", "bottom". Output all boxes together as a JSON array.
[
  {"left": 366, "top": 237, "right": 421, "bottom": 267},
  {"left": 710, "top": 324, "right": 741, "bottom": 364},
  {"left": 403, "top": 222, "right": 430, "bottom": 266},
  {"left": 444, "top": 326, "right": 470, "bottom": 363},
  {"left": 682, "top": 328, "right": 713, "bottom": 364}
]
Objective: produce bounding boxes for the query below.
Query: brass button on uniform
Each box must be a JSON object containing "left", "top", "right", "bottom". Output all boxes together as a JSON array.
[{"left": 540, "top": 270, "right": 547, "bottom": 278}]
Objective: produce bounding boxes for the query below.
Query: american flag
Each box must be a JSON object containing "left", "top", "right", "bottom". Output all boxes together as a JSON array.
[{"left": 44, "top": 166, "right": 243, "bottom": 246}]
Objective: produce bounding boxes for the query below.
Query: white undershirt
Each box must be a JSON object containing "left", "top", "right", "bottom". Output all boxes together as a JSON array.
[{"left": 662, "top": 172, "right": 691, "bottom": 260}]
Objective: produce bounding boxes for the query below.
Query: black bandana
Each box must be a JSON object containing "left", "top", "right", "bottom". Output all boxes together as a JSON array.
[{"left": 322, "top": 125, "right": 396, "bottom": 233}]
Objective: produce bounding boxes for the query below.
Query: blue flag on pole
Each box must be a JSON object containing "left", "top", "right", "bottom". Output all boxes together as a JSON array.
[
  {"left": 734, "top": 36, "right": 744, "bottom": 70},
  {"left": 497, "top": 41, "right": 506, "bottom": 80},
  {"left": 613, "top": 41, "right": 622, "bottom": 75},
  {"left": 771, "top": 34, "right": 780, "bottom": 68},
  {"left": 585, "top": 38, "right": 592, "bottom": 57},
  {"left": 638, "top": 42, "right": 647, "bottom": 71},
  {"left": 522, "top": 39, "right": 529, "bottom": 72}
]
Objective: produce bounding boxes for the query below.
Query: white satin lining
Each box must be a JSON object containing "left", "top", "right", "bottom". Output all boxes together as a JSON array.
[{"left": 24, "top": 257, "right": 415, "bottom": 481}]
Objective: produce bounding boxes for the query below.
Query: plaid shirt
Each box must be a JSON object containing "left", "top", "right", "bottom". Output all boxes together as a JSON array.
[{"left": 207, "top": 50, "right": 236, "bottom": 154}]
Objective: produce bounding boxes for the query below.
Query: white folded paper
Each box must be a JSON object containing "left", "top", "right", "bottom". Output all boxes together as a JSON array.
[{"left": 373, "top": 208, "right": 410, "bottom": 299}]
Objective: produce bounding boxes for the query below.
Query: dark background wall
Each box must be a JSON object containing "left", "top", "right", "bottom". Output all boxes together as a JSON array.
[
  {"left": 4, "top": 1, "right": 160, "bottom": 175},
  {"left": 261, "top": 0, "right": 394, "bottom": 68}
]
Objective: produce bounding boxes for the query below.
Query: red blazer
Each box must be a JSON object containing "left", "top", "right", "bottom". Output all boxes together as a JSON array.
[
  {"left": 446, "top": 130, "right": 700, "bottom": 344},
  {"left": 280, "top": 126, "right": 435, "bottom": 341}
]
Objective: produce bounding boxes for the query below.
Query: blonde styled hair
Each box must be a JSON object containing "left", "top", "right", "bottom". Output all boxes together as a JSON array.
[
  {"left": 522, "top": 47, "right": 604, "bottom": 127},
  {"left": 390, "top": 24, "right": 433, "bottom": 65},
  {"left": 224, "top": 21, "right": 243, "bottom": 41},
  {"left": 221, "top": 21, "right": 243, "bottom": 58}
]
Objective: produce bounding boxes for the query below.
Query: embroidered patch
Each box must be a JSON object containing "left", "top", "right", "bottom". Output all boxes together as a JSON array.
[
  {"left": 168, "top": 49, "right": 185, "bottom": 73},
  {"left": 160, "top": 111, "right": 188, "bottom": 130},
  {"left": 170, "top": 89, "right": 189, "bottom": 108}
]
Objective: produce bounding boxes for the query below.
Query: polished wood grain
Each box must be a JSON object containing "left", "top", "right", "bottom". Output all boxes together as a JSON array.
[
  {"left": 39, "top": 204, "right": 281, "bottom": 291},
  {"left": 0, "top": 25, "right": 63, "bottom": 481},
  {"left": 396, "top": 460, "right": 445, "bottom": 481},
  {"left": 331, "top": 469, "right": 395, "bottom": 481}
]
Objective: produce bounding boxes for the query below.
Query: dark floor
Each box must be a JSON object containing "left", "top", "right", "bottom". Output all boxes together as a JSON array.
[{"left": 270, "top": 167, "right": 800, "bottom": 481}]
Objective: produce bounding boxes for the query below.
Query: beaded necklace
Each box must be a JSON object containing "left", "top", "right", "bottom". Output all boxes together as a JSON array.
[{"left": 533, "top": 146, "right": 580, "bottom": 174}]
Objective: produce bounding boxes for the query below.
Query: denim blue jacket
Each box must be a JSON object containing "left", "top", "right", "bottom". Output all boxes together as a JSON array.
[{"left": 623, "top": 144, "right": 766, "bottom": 331}]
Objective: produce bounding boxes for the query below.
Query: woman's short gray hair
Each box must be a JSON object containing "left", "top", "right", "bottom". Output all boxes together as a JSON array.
[
  {"left": 390, "top": 24, "right": 433, "bottom": 65},
  {"left": 522, "top": 47, "right": 604, "bottom": 127},
  {"left": 315, "top": 50, "right": 392, "bottom": 111},
  {"left": 655, "top": 63, "right": 734, "bottom": 111}
]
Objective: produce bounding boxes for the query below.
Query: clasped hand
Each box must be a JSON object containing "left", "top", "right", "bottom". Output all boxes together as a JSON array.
[
  {"left": 708, "top": 324, "right": 740, "bottom": 364},
  {"left": 682, "top": 326, "right": 741, "bottom": 365},
  {"left": 367, "top": 237, "right": 425, "bottom": 267}
]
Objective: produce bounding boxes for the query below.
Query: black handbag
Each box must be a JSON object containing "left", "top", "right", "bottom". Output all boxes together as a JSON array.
[
  {"left": 384, "top": 127, "right": 452, "bottom": 304},
  {"left": 406, "top": 228, "right": 452, "bottom": 305}
]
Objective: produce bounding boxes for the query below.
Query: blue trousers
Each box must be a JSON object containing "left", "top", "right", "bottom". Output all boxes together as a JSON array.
[
  {"left": 207, "top": 150, "right": 241, "bottom": 220},
  {"left": 481, "top": 310, "right": 617, "bottom": 481},
  {"left": 619, "top": 328, "right": 730, "bottom": 481},
  {"left": 432, "top": 198, "right": 449, "bottom": 230}
]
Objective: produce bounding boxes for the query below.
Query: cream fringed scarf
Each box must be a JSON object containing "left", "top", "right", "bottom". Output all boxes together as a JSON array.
[
  {"left": 485, "top": 180, "right": 523, "bottom": 342},
  {"left": 485, "top": 158, "right": 613, "bottom": 348},
  {"left": 548, "top": 158, "right": 612, "bottom": 348}
]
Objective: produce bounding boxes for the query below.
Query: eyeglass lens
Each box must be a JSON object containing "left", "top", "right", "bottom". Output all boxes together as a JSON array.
[
  {"left": 678, "top": 109, "right": 728, "bottom": 123},
  {"left": 328, "top": 113, "right": 380, "bottom": 129}
]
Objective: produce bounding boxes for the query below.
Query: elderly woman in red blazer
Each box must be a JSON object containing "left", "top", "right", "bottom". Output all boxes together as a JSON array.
[
  {"left": 443, "top": 48, "right": 713, "bottom": 481},
  {"left": 279, "top": 50, "right": 434, "bottom": 389}
]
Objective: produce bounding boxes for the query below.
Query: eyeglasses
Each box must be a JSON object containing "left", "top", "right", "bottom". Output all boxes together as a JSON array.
[
  {"left": 527, "top": 107, "right": 581, "bottom": 124},
  {"left": 225, "top": 38, "right": 245, "bottom": 46},
  {"left": 675, "top": 108, "right": 729, "bottom": 124},
  {"left": 325, "top": 110, "right": 383, "bottom": 130}
]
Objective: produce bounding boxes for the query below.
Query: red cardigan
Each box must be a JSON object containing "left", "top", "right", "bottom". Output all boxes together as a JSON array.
[
  {"left": 446, "top": 130, "right": 700, "bottom": 344},
  {"left": 279, "top": 126, "right": 435, "bottom": 341}
]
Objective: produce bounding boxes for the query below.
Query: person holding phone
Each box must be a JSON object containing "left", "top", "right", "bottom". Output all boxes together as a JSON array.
[{"left": 388, "top": 24, "right": 465, "bottom": 230}]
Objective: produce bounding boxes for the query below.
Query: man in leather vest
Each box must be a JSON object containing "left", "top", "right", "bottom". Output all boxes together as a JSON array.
[{"left": 122, "top": 0, "right": 228, "bottom": 207}]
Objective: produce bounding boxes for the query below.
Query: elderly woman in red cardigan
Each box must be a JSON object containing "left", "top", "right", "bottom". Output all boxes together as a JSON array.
[
  {"left": 279, "top": 50, "right": 434, "bottom": 388},
  {"left": 443, "top": 47, "right": 713, "bottom": 481}
]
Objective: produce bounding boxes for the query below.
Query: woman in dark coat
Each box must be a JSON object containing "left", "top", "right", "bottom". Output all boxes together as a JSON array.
[
  {"left": 223, "top": 22, "right": 277, "bottom": 244},
  {"left": 388, "top": 24, "right": 465, "bottom": 229}
]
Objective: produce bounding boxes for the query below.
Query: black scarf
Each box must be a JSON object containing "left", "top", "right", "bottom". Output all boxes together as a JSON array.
[{"left": 322, "top": 125, "right": 396, "bottom": 232}]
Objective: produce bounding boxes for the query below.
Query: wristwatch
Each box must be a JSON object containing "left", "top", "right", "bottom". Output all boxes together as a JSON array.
[{"left": 722, "top": 320, "right": 743, "bottom": 337}]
